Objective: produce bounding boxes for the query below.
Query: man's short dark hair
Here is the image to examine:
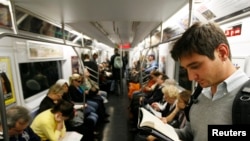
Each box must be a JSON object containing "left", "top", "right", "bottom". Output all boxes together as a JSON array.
[{"left": 171, "top": 22, "right": 231, "bottom": 61}]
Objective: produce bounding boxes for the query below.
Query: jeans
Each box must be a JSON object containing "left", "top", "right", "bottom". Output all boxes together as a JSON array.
[{"left": 110, "top": 80, "right": 121, "bottom": 95}]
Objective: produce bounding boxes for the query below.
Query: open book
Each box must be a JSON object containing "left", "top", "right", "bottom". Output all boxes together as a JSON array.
[
  {"left": 138, "top": 107, "right": 180, "bottom": 141},
  {"left": 59, "top": 131, "right": 83, "bottom": 141},
  {"left": 145, "top": 104, "right": 162, "bottom": 118}
]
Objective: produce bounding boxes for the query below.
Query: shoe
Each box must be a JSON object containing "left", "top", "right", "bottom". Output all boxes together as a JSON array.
[{"left": 103, "top": 98, "right": 108, "bottom": 103}]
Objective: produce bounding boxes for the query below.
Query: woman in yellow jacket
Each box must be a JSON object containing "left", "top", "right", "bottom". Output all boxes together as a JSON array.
[{"left": 31, "top": 100, "right": 74, "bottom": 141}]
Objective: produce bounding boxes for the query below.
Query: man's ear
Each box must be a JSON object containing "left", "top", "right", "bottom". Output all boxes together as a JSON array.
[{"left": 217, "top": 43, "right": 229, "bottom": 61}]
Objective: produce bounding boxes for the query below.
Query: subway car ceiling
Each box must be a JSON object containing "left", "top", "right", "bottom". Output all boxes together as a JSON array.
[
  {"left": 1, "top": 0, "right": 250, "bottom": 49},
  {"left": 11, "top": 0, "right": 188, "bottom": 48}
]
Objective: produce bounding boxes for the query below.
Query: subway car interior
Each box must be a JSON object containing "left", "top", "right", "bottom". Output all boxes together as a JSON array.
[{"left": 0, "top": 0, "right": 250, "bottom": 141}]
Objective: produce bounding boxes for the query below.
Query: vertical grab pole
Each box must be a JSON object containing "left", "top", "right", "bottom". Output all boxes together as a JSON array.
[
  {"left": 120, "top": 47, "right": 123, "bottom": 95},
  {"left": 72, "top": 46, "right": 86, "bottom": 120},
  {"left": 0, "top": 82, "right": 9, "bottom": 141},
  {"left": 188, "top": 0, "right": 196, "bottom": 91},
  {"left": 2, "top": 1, "right": 15, "bottom": 140},
  {"left": 188, "top": 0, "right": 194, "bottom": 28}
]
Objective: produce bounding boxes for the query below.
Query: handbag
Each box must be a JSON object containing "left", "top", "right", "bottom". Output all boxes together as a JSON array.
[{"left": 70, "top": 109, "right": 84, "bottom": 127}]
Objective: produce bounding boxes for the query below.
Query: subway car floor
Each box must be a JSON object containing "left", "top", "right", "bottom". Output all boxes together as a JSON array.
[{"left": 94, "top": 79, "right": 136, "bottom": 141}]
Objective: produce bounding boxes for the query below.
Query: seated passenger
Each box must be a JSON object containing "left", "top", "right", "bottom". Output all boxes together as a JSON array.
[
  {"left": 143, "top": 54, "right": 158, "bottom": 74},
  {"left": 69, "top": 73, "right": 109, "bottom": 123},
  {"left": 31, "top": 100, "right": 74, "bottom": 141},
  {"left": 150, "top": 80, "right": 178, "bottom": 117},
  {"left": 38, "top": 82, "right": 98, "bottom": 141},
  {"left": 36, "top": 84, "right": 64, "bottom": 115},
  {"left": 0, "top": 106, "right": 41, "bottom": 141},
  {"left": 129, "top": 70, "right": 157, "bottom": 100},
  {"left": 139, "top": 73, "right": 168, "bottom": 106},
  {"left": 56, "top": 79, "right": 98, "bottom": 123},
  {"left": 130, "top": 72, "right": 167, "bottom": 130},
  {"left": 146, "top": 90, "right": 191, "bottom": 141},
  {"left": 151, "top": 85, "right": 179, "bottom": 120},
  {"left": 98, "top": 62, "right": 112, "bottom": 93},
  {"left": 161, "top": 90, "right": 191, "bottom": 128},
  {"left": 83, "top": 68, "right": 108, "bottom": 103}
]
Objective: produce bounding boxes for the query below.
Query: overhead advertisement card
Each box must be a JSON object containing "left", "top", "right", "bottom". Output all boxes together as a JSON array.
[{"left": 0, "top": 57, "right": 16, "bottom": 105}]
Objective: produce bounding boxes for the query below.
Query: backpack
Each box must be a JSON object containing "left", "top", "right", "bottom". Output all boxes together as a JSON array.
[
  {"left": 113, "top": 56, "right": 123, "bottom": 69},
  {"left": 185, "top": 80, "right": 250, "bottom": 124},
  {"left": 232, "top": 80, "right": 250, "bottom": 124}
]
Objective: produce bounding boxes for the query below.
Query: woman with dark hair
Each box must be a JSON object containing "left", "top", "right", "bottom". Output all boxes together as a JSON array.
[
  {"left": 31, "top": 100, "right": 74, "bottom": 141},
  {"left": 0, "top": 72, "right": 12, "bottom": 95},
  {"left": 56, "top": 79, "right": 99, "bottom": 141}
]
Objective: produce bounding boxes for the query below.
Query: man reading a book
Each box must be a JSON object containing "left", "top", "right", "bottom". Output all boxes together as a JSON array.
[{"left": 170, "top": 22, "right": 249, "bottom": 141}]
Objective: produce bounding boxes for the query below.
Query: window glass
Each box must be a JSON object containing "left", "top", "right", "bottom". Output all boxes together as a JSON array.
[
  {"left": 0, "top": 3, "right": 12, "bottom": 28},
  {"left": 19, "top": 61, "right": 62, "bottom": 99}
]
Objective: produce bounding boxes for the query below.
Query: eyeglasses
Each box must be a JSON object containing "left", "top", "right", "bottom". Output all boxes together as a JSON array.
[{"left": 75, "top": 80, "right": 82, "bottom": 83}]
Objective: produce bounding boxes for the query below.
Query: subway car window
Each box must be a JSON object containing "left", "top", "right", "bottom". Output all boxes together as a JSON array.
[
  {"left": 19, "top": 61, "right": 62, "bottom": 99},
  {"left": 178, "top": 66, "right": 192, "bottom": 91},
  {"left": 0, "top": 3, "right": 12, "bottom": 28},
  {"left": 16, "top": 11, "right": 72, "bottom": 41}
]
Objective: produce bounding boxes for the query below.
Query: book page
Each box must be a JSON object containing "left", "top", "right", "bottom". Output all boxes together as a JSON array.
[
  {"left": 146, "top": 104, "right": 162, "bottom": 118},
  {"left": 59, "top": 131, "right": 83, "bottom": 141},
  {"left": 74, "top": 104, "right": 83, "bottom": 109},
  {"left": 139, "top": 108, "right": 180, "bottom": 141}
]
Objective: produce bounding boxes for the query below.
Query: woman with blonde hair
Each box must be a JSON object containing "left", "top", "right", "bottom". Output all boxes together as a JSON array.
[
  {"left": 37, "top": 84, "right": 64, "bottom": 115},
  {"left": 83, "top": 68, "right": 108, "bottom": 103},
  {"left": 150, "top": 84, "right": 179, "bottom": 118},
  {"left": 147, "top": 89, "right": 191, "bottom": 141},
  {"left": 68, "top": 73, "right": 109, "bottom": 124}
]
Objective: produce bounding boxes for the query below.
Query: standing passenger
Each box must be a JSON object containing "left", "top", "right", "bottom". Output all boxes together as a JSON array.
[
  {"left": 170, "top": 22, "right": 249, "bottom": 141},
  {"left": 92, "top": 53, "right": 98, "bottom": 64},
  {"left": 110, "top": 48, "right": 123, "bottom": 95},
  {"left": 82, "top": 54, "right": 98, "bottom": 82}
]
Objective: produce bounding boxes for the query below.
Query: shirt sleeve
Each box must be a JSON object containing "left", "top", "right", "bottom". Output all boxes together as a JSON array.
[
  {"left": 145, "top": 61, "right": 158, "bottom": 73},
  {"left": 38, "top": 120, "right": 66, "bottom": 141}
]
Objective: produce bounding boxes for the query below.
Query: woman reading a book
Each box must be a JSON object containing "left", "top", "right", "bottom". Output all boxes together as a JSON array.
[
  {"left": 31, "top": 100, "right": 75, "bottom": 141},
  {"left": 146, "top": 90, "right": 191, "bottom": 141},
  {"left": 160, "top": 90, "right": 191, "bottom": 127},
  {"left": 149, "top": 81, "right": 179, "bottom": 117}
]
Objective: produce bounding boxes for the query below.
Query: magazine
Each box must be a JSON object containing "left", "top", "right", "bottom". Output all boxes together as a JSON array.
[{"left": 138, "top": 107, "right": 180, "bottom": 141}]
